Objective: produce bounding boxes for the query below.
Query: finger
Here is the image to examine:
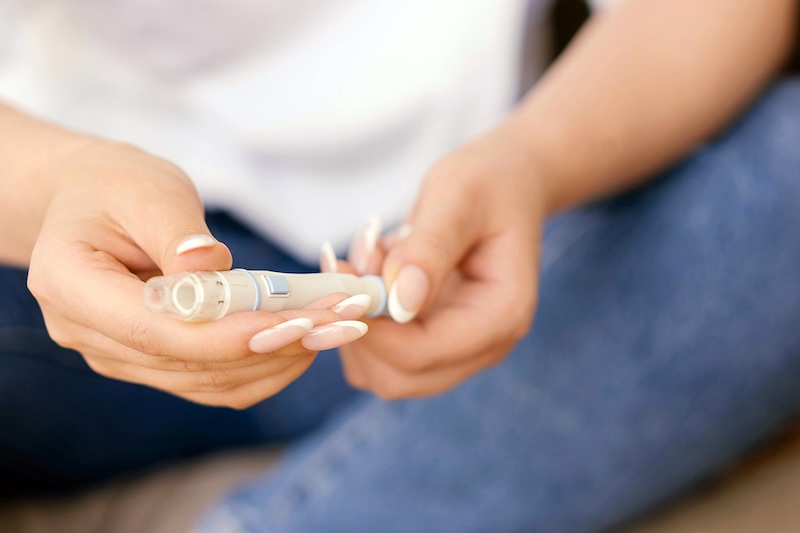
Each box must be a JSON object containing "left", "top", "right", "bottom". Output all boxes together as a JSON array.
[
  {"left": 381, "top": 223, "right": 413, "bottom": 250},
  {"left": 339, "top": 341, "right": 506, "bottom": 400},
  {"left": 319, "top": 241, "right": 340, "bottom": 273},
  {"left": 347, "top": 215, "right": 386, "bottom": 275},
  {"left": 328, "top": 294, "right": 373, "bottom": 321},
  {"left": 41, "top": 259, "right": 348, "bottom": 363},
  {"left": 83, "top": 343, "right": 308, "bottom": 394},
  {"left": 319, "top": 241, "right": 360, "bottom": 276},
  {"left": 179, "top": 354, "right": 317, "bottom": 409},
  {"left": 45, "top": 309, "right": 319, "bottom": 375},
  {"left": 348, "top": 273, "right": 529, "bottom": 374},
  {"left": 113, "top": 172, "right": 233, "bottom": 275},
  {"left": 301, "top": 320, "right": 368, "bottom": 351},
  {"left": 381, "top": 171, "right": 485, "bottom": 323}
]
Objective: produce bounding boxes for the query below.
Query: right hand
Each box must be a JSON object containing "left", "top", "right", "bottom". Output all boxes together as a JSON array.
[{"left": 26, "top": 140, "right": 369, "bottom": 409}]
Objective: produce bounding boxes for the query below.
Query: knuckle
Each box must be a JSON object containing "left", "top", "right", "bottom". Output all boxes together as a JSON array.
[
  {"left": 45, "top": 326, "right": 70, "bottom": 348},
  {"left": 427, "top": 154, "right": 470, "bottom": 184},
  {"left": 341, "top": 364, "right": 368, "bottom": 390},
  {"left": 157, "top": 356, "right": 192, "bottom": 371},
  {"left": 124, "top": 317, "right": 160, "bottom": 355},
  {"left": 26, "top": 270, "right": 48, "bottom": 301},
  {"left": 44, "top": 320, "right": 78, "bottom": 349},
  {"left": 394, "top": 353, "right": 436, "bottom": 374},
  {"left": 83, "top": 358, "right": 115, "bottom": 379},
  {"left": 203, "top": 336, "right": 249, "bottom": 364},
  {"left": 492, "top": 292, "right": 535, "bottom": 347},
  {"left": 223, "top": 394, "right": 259, "bottom": 411},
  {"left": 373, "top": 380, "right": 412, "bottom": 401},
  {"left": 508, "top": 317, "right": 531, "bottom": 343},
  {"left": 27, "top": 261, "right": 67, "bottom": 307},
  {"left": 507, "top": 306, "right": 534, "bottom": 343},
  {"left": 195, "top": 370, "right": 236, "bottom": 392}
]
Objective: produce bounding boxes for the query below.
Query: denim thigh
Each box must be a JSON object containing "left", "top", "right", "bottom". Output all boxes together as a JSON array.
[
  {"left": 199, "top": 79, "right": 800, "bottom": 533},
  {"left": 0, "top": 212, "right": 358, "bottom": 497}
]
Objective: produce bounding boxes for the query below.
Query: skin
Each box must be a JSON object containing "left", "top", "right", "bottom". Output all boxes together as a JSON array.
[
  {"left": 0, "top": 126, "right": 361, "bottom": 409},
  {"left": 337, "top": 0, "right": 797, "bottom": 399},
  {"left": 0, "top": 0, "right": 795, "bottom": 406}
]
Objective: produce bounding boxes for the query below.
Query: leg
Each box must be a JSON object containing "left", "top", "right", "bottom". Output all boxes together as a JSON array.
[
  {"left": 0, "top": 212, "right": 358, "bottom": 497},
  {"left": 198, "top": 79, "right": 800, "bottom": 532}
]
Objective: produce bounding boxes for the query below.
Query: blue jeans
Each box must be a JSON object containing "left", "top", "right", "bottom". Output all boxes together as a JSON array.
[
  {"left": 4, "top": 80, "right": 800, "bottom": 532},
  {"left": 0, "top": 215, "right": 360, "bottom": 497}
]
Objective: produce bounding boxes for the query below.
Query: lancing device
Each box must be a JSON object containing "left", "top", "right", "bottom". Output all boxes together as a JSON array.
[{"left": 143, "top": 269, "right": 387, "bottom": 322}]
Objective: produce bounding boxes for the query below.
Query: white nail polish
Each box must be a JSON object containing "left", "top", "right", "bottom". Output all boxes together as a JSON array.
[
  {"left": 249, "top": 317, "right": 314, "bottom": 342},
  {"left": 396, "top": 224, "right": 412, "bottom": 242},
  {"left": 176, "top": 234, "right": 216, "bottom": 255},
  {"left": 249, "top": 317, "right": 314, "bottom": 353},
  {"left": 331, "top": 294, "right": 372, "bottom": 315},
  {"left": 361, "top": 215, "right": 381, "bottom": 254},
  {"left": 306, "top": 320, "right": 369, "bottom": 336},
  {"left": 274, "top": 317, "right": 315, "bottom": 331},
  {"left": 349, "top": 215, "right": 382, "bottom": 274},
  {"left": 388, "top": 282, "right": 415, "bottom": 324},
  {"left": 320, "top": 241, "right": 338, "bottom": 273}
]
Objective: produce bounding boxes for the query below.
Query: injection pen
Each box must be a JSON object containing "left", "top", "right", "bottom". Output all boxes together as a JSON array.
[{"left": 143, "top": 269, "right": 387, "bottom": 322}]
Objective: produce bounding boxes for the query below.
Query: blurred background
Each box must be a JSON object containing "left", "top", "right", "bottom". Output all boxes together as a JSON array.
[{"left": 1, "top": 0, "right": 800, "bottom": 531}]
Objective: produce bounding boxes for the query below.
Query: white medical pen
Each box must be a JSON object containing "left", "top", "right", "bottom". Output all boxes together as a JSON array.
[{"left": 143, "top": 269, "right": 387, "bottom": 322}]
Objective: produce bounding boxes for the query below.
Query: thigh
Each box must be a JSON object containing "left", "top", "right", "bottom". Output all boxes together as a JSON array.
[
  {"left": 0, "top": 212, "right": 357, "bottom": 497},
  {"left": 198, "top": 80, "right": 800, "bottom": 532}
]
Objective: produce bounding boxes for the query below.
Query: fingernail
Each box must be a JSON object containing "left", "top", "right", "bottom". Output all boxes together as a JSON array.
[
  {"left": 396, "top": 224, "right": 412, "bottom": 242},
  {"left": 176, "top": 234, "right": 216, "bottom": 255},
  {"left": 331, "top": 294, "right": 372, "bottom": 320},
  {"left": 384, "top": 223, "right": 413, "bottom": 249},
  {"left": 320, "top": 241, "right": 338, "bottom": 273},
  {"left": 302, "top": 320, "right": 368, "bottom": 351},
  {"left": 349, "top": 215, "right": 381, "bottom": 274},
  {"left": 249, "top": 317, "right": 314, "bottom": 353},
  {"left": 388, "top": 264, "right": 429, "bottom": 324}
]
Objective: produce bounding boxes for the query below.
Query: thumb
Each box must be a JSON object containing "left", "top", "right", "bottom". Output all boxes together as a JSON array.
[
  {"left": 382, "top": 186, "right": 483, "bottom": 323},
  {"left": 127, "top": 192, "right": 232, "bottom": 275}
]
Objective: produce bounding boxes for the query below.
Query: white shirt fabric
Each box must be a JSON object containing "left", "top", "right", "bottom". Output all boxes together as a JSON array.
[{"left": 0, "top": 0, "right": 543, "bottom": 263}]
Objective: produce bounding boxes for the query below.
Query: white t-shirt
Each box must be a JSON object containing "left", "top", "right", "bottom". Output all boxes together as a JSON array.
[{"left": 0, "top": 0, "right": 544, "bottom": 263}]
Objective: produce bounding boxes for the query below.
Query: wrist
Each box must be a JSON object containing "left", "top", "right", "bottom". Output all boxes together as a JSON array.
[
  {"left": 0, "top": 106, "right": 98, "bottom": 265},
  {"left": 479, "top": 118, "right": 554, "bottom": 225}
]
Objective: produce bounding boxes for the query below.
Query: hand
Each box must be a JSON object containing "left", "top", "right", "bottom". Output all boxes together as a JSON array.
[
  {"left": 324, "top": 125, "right": 547, "bottom": 399},
  {"left": 26, "top": 140, "right": 370, "bottom": 409}
]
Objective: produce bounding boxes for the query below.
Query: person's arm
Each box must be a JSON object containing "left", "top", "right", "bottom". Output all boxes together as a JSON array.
[
  {"left": 336, "top": 0, "right": 797, "bottom": 399},
  {"left": 0, "top": 104, "right": 368, "bottom": 408},
  {"left": 0, "top": 104, "right": 83, "bottom": 266},
  {"left": 518, "top": 0, "right": 796, "bottom": 214}
]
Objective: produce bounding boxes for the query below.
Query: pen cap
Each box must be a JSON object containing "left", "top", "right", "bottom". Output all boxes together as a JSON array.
[{"left": 143, "top": 271, "right": 229, "bottom": 321}]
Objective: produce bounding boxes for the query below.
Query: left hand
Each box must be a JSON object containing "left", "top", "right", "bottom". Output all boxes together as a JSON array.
[{"left": 325, "top": 125, "right": 548, "bottom": 399}]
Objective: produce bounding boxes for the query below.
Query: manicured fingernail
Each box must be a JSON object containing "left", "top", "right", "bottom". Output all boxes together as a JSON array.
[
  {"left": 331, "top": 294, "right": 372, "bottom": 320},
  {"left": 349, "top": 215, "right": 381, "bottom": 274},
  {"left": 249, "top": 317, "right": 314, "bottom": 353},
  {"left": 396, "top": 224, "right": 412, "bottom": 242},
  {"left": 384, "top": 223, "right": 413, "bottom": 249},
  {"left": 176, "top": 234, "right": 216, "bottom": 255},
  {"left": 320, "top": 241, "right": 338, "bottom": 273},
  {"left": 302, "top": 320, "right": 368, "bottom": 351},
  {"left": 388, "top": 264, "right": 429, "bottom": 324}
]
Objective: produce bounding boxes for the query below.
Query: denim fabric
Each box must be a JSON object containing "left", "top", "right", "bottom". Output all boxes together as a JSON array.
[
  {"left": 196, "top": 79, "right": 800, "bottom": 532},
  {"left": 3, "top": 79, "right": 800, "bottom": 532},
  {"left": 0, "top": 212, "right": 359, "bottom": 497}
]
